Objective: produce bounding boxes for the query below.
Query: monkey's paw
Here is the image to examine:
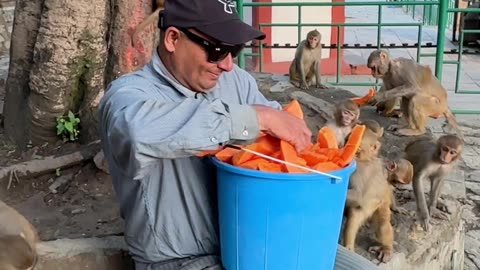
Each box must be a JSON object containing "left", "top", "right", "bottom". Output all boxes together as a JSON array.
[
  {"left": 368, "top": 246, "right": 393, "bottom": 263},
  {"left": 300, "top": 83, "right": 309, "bottom": 90},
  {"left": 419, "top": 217, "right": 431, "bottom": 232},
  {"left": 393, "top": 206, "right": 411, "bottom": 216},
  {"left": 316, "top": 82, "right": 327, "bottom": 89},
  {"left": 430, "top": 208, "right": 450, "bottom": 221}
]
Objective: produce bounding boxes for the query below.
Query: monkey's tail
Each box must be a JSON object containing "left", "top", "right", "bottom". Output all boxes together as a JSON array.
[{"left": 443, "top": 108, "right": 464, "bottom": 140}]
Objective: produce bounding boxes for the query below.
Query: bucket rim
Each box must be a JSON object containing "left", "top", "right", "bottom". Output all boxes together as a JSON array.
[{"left": 211, "top": 157, "right": 356, "bottom": 181}]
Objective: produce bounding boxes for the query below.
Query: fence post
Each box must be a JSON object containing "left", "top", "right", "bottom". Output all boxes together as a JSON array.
[
  {"left": 236, "top": 0, "right": 246, "bottom": 69},
  {"left": 435, "top": 0, "right": 448, "bottom": 80}
]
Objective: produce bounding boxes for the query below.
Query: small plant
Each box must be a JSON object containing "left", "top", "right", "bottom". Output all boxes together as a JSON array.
[{"left": 56, "top": 111, "right": 81, "bottom": 141}]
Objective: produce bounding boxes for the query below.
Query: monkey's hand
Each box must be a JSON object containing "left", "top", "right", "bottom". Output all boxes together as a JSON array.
[
  {"left": 418, "top": 214, "right": 431, "bottom": 232},
  {"left": 300, "top": 80, "right": 309, "bottom": 90},
  {"left": 429, "top": 206, "right": 449, "bottom": 221},
  {"left": 392, "top": 206, "right": 411, "bottom": 216},
  {"left": 368, "top": 246, "right": 393, "bottom": 263}
]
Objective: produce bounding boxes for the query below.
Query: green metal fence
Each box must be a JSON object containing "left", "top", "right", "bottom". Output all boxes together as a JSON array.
[{"left": 235, "top": 0, "right": 480, "bottom": 114}]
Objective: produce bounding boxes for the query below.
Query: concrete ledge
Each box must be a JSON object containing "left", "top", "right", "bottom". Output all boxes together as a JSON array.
[{"left": 36, "top": 236, "right": 133, "bottom": 270}]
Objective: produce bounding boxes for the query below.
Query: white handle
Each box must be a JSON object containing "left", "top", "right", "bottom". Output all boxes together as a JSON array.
[{"left": 226, "top": 145, "right": 342, "bottom": 181}]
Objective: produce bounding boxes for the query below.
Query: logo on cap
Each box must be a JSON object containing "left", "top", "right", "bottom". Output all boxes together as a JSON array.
[{"left": 217, "top": 0, "right": 237, "bottom": 14}]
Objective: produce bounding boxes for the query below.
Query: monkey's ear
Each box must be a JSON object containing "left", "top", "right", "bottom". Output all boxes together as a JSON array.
[
  {"left": 386, "top": 160, "right": 397, "bottom": 171},
  {"left": 380, "top": 51, "right": 388, "bottom": 60}
]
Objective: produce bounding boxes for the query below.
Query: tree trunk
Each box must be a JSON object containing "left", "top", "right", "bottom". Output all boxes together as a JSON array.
[{"left": 3, "top": 0, "right": 158, "bottom": 148}]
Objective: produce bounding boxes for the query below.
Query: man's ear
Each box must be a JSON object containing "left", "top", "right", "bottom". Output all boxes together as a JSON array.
[{"left": 163, "top": 27, "right": 181, "bottom": 53}]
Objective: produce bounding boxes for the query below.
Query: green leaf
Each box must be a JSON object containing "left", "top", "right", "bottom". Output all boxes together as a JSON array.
[
  {"left": 56, "top": 123, "right": 65, "bottom": 135},
  {"left": 64, "top": 122, "right": 74, "bottom": 133},
  {"left": 68, "top": 111, "right": 75, "bottom": 121}
]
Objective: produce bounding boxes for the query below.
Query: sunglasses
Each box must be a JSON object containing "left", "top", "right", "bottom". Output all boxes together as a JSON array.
[{"left": 179, "top": 28, "right": 244, "bottom": 63}]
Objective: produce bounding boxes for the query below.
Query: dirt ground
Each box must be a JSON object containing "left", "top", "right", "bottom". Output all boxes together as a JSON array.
[
  {"left": 0, "top": 132, "right": 123, "bottom": 241},
  {"left": 0, "top": 76, "right": 433, "bottom": 248}
]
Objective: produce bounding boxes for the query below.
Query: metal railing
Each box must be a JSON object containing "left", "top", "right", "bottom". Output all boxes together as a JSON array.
[{"left": 235, "top": 0, "right": 480, "bottom": 114}]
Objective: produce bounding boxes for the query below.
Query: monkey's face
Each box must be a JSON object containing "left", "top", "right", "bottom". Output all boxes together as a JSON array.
[
  {"left": 439, "top": 145, "right": 460, "bottom": 164},
  {"left": 307, "top": 36, "right": 320, "bottom": 48},
  {"left": 341, "top": 109, "right": 357, "bottom": 126}
]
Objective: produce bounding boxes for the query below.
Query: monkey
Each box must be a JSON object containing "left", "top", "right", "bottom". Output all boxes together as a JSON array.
[
  {"left": 404, "top": 134, "right": 464, "bottom": 232},
  {"left": 324, "top": 100, "right": 360, "bottom": 148},
  {"left": 343, "top": 127, "right": 395, "bottom": 263},
  {"left": 366, "top": 49, "right": 463, "bottom": 138},
  {"left": 0, "top": 200, "right": 38, "bottom": 270},
  {"left": 384, "top": 158, "right": 414, "bottom": 216},
  {"left": 360, "top": 119, "right": 384, "bottom": 138},
  {"left": 131, "top": 0, "right": 165, "bottom": 47},
  {"left": 288, "top": 29, "right": 325, "bottom": 90}
]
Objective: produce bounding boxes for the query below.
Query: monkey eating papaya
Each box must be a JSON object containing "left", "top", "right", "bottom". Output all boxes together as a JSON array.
[
  {"left": 324, "top": 100, "right": 360, "bottom": 148},
  {"left": 404, "top": 134, "right": 464, "bottom": 232},
  {"left": 289, "top": 29, "right": 325, "bottom": 90},
  {"left": 0, "top": 200, "right": 38, "bottom": 270},
  {"left": 366, "top": 49, "right": 462, "bottom": 138}
]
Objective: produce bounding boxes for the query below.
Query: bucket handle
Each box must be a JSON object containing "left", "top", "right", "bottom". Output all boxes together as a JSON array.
[{"left": 225, "top": 144, "right": 342, "bottom": 182}]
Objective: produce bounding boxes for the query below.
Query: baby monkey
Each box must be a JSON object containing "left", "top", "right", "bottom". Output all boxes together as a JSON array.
[
  {"left": 0, "top": 200, "right": 38, "bottom": 270},
  {"left": 405, "top": 134, "right": 464, "bottom": 231},
  {"left": 325, "top": 100, "right": 360, "bottom": 148},
  {"left": 344, "top": 120, "right": 413, "bottom": 263},
  {"left": 289, "top": 29, "right": 324, "bottom": 90}
]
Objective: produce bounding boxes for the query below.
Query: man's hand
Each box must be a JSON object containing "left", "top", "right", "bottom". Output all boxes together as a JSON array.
[{"left": 254, "top": 106, "right": 313, "bottom": 152}]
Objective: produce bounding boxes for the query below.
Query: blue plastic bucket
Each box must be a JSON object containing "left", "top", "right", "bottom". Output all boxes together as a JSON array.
[{"left": 212, "top": 158, "right": 356, "bottom": 270}]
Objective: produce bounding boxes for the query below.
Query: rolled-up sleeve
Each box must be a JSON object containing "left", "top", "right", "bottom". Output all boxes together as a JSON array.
[{"left": 99, "top": 78, "right": 262, "bottom": 179}]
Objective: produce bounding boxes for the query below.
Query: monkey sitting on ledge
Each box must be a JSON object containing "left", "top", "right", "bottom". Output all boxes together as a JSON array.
[
  {"left": 289, "top": 29, "right": 325, "bottom": 90},
  {"left": 366, "top": 49, "right": 462, "bottom": 138}
]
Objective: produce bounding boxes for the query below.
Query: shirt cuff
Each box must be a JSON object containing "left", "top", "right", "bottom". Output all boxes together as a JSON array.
[{"left": 227, "top": 103, "right": 260, "bottom": 141}]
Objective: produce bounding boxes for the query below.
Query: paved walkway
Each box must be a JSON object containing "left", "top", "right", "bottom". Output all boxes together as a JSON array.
[{"left": 334, "top": 0, "right": 480, "bottom": 112}]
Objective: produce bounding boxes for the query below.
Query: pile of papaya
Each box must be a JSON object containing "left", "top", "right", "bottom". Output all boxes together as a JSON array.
[{"left": 198, "top": 100, "right": 365, "bottom": 174}]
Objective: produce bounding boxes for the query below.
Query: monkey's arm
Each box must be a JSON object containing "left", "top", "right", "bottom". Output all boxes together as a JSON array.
[
  {"left": 412, "top": 170, "right": 431, "bottom": 231},
  {"left": 371, "top": 84, "right": 417, "bottom": 104}
]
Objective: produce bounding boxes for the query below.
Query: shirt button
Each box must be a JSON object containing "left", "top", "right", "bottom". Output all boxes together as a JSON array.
[
  {"left": 242, "top": 130, "right": 249, "bottom": 137},
  {"left": 211, "top": 137, "right": 219, "bottom": 143}
]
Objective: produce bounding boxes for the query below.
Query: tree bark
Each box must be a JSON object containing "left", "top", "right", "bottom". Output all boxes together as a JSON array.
[{"left": 3, "top": 0, "right": 158, "bottom": 148}]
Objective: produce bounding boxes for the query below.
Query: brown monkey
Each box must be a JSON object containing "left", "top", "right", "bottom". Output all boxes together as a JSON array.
[
  {"left": 324, "top": 100, "right": 360, "bottom": 148},
  {"left": 289, "top": 29, "right": 325, "bottom": 90},
  {"left": 360, "top": 119, "right": 384, "bottom": 138},
  {"left": 385, "top": 158, "right": 414, "bottom": 216},
  {"left": 366, "top": 49, "right": 462, "bottom": 138},
  {"left": 404, "top": 134, "right": 464, "bottom": 232},
  {"left": 0, "top": 200, "right": 38, "bottom": 270},
  {"left": 344, "top": 128, "right": 394, "bottom": 263},
  {"left": 131, "top": 0, "right": 165, "bottom": 47}
]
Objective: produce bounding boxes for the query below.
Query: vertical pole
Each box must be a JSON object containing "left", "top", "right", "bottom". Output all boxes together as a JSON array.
[
  {"left": 377, "top": 6, "right": 383, "bottom": 49},
  {"left": 435, "top": 0, "right": 448, "bottom": 80},
  {"left": 236, "top": 0, "right": 246, "bottom": 69},
  {"left": 417, "top": 25, "right": 423, "bottom": 62},
  {"left": 336, "top": 26, "right": 342, "bottom": 83}
]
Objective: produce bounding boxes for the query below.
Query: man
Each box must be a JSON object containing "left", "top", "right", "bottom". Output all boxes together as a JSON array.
[{"left": 98, "top": 0, "right": 380, "bottom": 269}]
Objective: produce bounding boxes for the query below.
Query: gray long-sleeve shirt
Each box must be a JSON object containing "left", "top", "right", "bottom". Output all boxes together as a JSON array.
[{"left": 98, "top": 49, "right": 281, "bottom": 264}]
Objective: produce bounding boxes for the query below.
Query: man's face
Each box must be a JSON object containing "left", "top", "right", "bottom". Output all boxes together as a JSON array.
[{"left": 170, "top": 28, "right": 236, "bottom": 92}]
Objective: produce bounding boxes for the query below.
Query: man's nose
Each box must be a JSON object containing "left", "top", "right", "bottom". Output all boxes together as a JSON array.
[{"left": 217, "top": 53, "right": 234, "bottom": 72}]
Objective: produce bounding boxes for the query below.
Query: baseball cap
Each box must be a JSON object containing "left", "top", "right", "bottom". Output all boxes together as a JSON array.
[{"left": 159, "top": 0, "right": 266, "bottom": 45}]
